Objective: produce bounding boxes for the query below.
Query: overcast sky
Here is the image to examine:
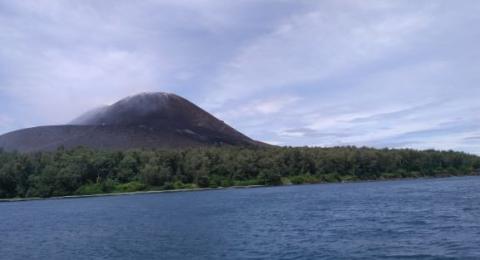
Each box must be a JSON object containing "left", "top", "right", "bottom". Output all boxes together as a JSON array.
[{"left": 1, "top": 0, "right": 479, "bottom": 153}]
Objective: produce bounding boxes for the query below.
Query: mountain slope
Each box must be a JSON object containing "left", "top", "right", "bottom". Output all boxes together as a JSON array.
[{"left": 0, "top": 92, "right": 260, "bottom": 152}]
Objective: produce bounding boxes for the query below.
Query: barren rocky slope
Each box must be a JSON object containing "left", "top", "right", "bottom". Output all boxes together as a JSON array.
[{"left": 0, "top": 92, "right": 260, "bottom": 152}]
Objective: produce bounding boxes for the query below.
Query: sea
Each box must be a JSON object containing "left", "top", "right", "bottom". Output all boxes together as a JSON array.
[{"left": 1, "top": 176, "right": 480, "bottom": 259}]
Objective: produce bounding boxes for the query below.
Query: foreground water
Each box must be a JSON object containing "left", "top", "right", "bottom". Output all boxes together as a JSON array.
[{"left": 1, "top": 176, "right": 480, "bottom": 259}]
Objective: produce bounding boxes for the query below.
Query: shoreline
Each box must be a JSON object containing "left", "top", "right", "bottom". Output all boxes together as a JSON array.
[
  {"left": 0, "top": 185, "right": 266, "bottom": 203},
  {"left": 1, "top": 175, "right": 478, "bottom": 203}
]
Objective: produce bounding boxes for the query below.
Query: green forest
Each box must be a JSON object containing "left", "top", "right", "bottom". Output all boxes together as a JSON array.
[{"left": 0, "top": 146, "right": 479, "bottom": 199}]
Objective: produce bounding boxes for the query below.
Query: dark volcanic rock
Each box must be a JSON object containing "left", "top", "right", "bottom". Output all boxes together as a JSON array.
[{"left": 0, "top": 92, "right": 259, "bottom": 152}]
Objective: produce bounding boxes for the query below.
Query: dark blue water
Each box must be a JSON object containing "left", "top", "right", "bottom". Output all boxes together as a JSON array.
[{"left": 1, "top": 176, "right": 480, "bottom": 260}]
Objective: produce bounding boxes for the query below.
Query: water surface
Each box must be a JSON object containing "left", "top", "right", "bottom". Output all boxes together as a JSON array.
[{"left": 1, "top": 176, "right": 480, "bottom": 259}]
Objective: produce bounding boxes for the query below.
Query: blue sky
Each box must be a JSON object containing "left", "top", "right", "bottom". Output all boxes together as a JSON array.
[{"left": 0, "top": 0, "right": 479, "bottom": 153}]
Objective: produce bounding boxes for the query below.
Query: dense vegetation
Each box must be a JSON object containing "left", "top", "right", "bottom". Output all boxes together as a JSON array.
[{"left": 0, "top": 146, "right": 479, "bottom": 199}]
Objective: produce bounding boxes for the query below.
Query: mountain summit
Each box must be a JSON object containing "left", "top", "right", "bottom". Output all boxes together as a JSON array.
[
  {"left": 0, "top": 92, "right": 260, "bottom": 152},
  {"left": 72, "top": 92, "right": 249, "bottom": 141}
]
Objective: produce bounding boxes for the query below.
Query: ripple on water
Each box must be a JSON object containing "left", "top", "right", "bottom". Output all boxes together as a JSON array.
[{"left": 1, "top": 176, "right": 480, "bottom": 259}]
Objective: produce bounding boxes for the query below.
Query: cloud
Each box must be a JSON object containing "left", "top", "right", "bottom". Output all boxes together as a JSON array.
[
  {"left": 216, "top": 95, "right": 300, "bottom": 118},
  {"left": 0, "top": 114, "right": 13, "bottom": 127},
  {"left": 464, "top": 136, "right": 480, "bottom": 141},
  {"left": 0, "top": 0, "right": 305, "bottom": 127},
  {"left": 280, "top": 128, "right": 350, "bottom": 138},
  {"left": 211, "top": 0, "right": 432, "bottom": 101}
]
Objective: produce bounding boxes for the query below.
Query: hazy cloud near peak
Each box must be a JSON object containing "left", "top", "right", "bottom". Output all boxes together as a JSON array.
[{"left": 1, "top": 0, "right": 479, "bottom": 154}]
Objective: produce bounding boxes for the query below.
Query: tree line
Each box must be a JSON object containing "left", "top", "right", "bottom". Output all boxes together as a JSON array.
[{"left": 0, "top": 146, "right": 479, "bottom": 199}]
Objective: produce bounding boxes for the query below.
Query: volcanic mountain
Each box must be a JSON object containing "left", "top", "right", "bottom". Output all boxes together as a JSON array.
[{"left": 0, "top": 92, "right": 260, "bottom": 152}]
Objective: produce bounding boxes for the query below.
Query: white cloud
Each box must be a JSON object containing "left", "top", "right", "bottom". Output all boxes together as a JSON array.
[
  {"left": 214, "top": 95, "right": 300, "bottom": 119},
  {"left": 253, "top": 96, "right": 300, "bottom": 114},
  {"left": 0, "top": 115, "right": 13, "bottom": 127},
  {"left": 212, "top": 0, "right": 432, "bottom": 101}
]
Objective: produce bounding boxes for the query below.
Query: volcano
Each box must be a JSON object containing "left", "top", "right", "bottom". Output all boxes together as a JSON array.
[{"left": 0, "top": 92, "right": 261, "bottom": 152}]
